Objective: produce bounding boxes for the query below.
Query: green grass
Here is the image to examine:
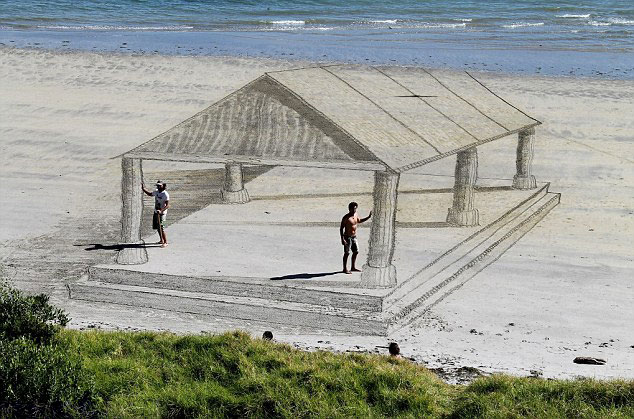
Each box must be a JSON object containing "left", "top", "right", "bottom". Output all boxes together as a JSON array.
[
  {"left": 58, "top": 329, "right": 633, "bottom": 418},
  {"left": 450, "top": 374, "right": 634, "bottom": 418},
  {"left": 63, "top": 329, "right": 452, "bottom": 418}
]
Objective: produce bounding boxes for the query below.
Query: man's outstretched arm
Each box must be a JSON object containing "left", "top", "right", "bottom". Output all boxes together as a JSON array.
[
  {"left": 141, "top": 183, "right": 153, "bottom": 196},
  {"left": 360, "top": 210, "right": 373, "bottom": 223}
]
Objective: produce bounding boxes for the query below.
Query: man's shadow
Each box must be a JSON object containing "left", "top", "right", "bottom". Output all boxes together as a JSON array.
[
  {"left": 76, "top": 243, "right": 162, "bottom": 251},
  {"left": 270, "top": 271, "right": 341, "bottom": 281}
]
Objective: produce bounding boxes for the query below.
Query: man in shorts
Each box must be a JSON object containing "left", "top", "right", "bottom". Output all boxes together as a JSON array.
[
  {"left": 340, "top": 201, "right": 372, "bottom": 274},
  {"left": 142, "top": 180, "right": 170, "bottom": 247}
]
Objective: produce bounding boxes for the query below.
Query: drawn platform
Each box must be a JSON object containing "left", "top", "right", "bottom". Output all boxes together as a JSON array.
[{"left": 72, "top": 170, "right": 559, "bottom": 335}]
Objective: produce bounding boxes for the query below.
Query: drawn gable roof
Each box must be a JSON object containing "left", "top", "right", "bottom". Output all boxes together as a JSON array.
[{"left": 125, "top": 65, "right": 540, "bottom": 172}]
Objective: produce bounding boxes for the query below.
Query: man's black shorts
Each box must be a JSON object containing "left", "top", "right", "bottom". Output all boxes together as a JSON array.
[
  {"left": 152, "top": 212, "right": 166, "bottom": 230},
  {"left": 343, "top": 235, "right": 358, "bottom": 254}
]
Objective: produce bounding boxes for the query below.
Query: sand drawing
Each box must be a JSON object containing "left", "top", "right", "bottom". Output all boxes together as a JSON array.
[{"left": 70, "top": 65, "right": 561, "bottom": 335}]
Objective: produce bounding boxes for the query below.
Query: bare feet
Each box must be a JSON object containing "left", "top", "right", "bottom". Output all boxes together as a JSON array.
[
  {"left": 351, "top": 268, "right": 361, "bottom": 272},
  {"left": 343, "top": 270, "right": 352, "bottom": 274},
  {"left": 161, "top": 243, "right": 168, "bottom": 248}
]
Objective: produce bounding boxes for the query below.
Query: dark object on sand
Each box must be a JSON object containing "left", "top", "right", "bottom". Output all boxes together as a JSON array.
[
  {"left": 389, "top": 342, "right": 400, "bottom": 356},
  {"left": 573, "top": 357, "right": 606, "bottom": 365},
  {"left": 431, "top": 366, "right": 484, "bottom": 385},
  {"left": 262, "top": 331, "right": 273, "bottom": 340}
]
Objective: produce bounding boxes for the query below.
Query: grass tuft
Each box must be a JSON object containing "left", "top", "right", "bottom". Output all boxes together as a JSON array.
[{"left": 451, "top": 374, "right": 634, "bottom": 418}]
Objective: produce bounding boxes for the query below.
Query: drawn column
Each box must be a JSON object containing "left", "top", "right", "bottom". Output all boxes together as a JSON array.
[
  {"left": 116, "top": 157, "right": 148, "bottom": 265},
  {"left": 361, "top": 170, "right": 399, "bottom": 288},
  {"left": 512, "top": 127, "right": 537, "bottom": 190},
  {"left": 447, "top": 146, "right": 480, "bottom": 227},
  {"left": 220, "top": 162, "right": 250, "bottom": 204}
]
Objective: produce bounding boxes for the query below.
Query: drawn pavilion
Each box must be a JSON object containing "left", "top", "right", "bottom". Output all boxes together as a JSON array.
[{"left": 117, "top": 65, "right": 542, "bottom": 289}]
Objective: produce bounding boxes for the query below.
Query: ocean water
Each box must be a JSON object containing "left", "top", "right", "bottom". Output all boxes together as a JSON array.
[{"left": 1, "top": 0, "right": 633, "bottom": 78}]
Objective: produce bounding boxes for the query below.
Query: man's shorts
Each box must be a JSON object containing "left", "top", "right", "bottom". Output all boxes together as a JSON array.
[
  {"left": 152, "top": 212, "right": 166, "bottom": 230},
  {"left": 343, "top": 235, "right": 359, "bottom": 254}
]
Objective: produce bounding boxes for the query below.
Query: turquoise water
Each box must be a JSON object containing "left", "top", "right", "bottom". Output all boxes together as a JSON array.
[{"left": 1, "top": 0, "right": 633, "bottom": 78}]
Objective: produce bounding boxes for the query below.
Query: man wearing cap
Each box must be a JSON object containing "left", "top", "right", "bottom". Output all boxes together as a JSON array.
[{"left": 142, "top": 181, "right": 170, "bottom": 247}]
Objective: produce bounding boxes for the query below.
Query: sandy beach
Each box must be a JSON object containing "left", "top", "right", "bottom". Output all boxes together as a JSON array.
[{"left": 1, "top": 46, "right": 632, "bottom": 382}]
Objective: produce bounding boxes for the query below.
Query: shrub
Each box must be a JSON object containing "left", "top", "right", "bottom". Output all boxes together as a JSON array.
[
  {"left": 0, "top": 280, "right": 100, "bottom": 418},
  {"left": 0, "top": 337, "right": 99, "bottom": 418},
  {"left": 0, "top": 282, "right": 69, "bottom": 344}
]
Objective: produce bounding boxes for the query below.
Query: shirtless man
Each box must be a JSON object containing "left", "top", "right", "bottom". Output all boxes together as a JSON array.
[
  {"left": 141, "top": 181, "right": 170, "bottom": 247},
  {"left": 340, "top": 202, "right": 372, "bottom": 274}
]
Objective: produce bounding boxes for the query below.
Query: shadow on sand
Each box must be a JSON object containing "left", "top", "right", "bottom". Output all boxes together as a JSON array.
[
  {"left": 270, "top": 271, "right": 341, "bottom": 281},
  {"left": 77, "top": 243, "right": 162, "bottom": 251}
]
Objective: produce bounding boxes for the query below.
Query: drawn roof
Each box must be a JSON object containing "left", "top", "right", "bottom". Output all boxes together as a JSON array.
[{"left": 124, "top": 65, "right": 540, "bottom": 173}]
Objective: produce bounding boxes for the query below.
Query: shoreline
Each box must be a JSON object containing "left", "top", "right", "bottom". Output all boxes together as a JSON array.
[
  {"left": 1, "top": 47, "right": 632, "bottom": 382},
  {"left": 2, "top": 44, "right": 633, "bottom": 85},
  {"left": 2, "top": 28, "right": 633, "bottom": 80}
]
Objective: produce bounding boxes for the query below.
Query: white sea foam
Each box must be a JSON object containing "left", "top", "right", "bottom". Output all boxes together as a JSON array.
[
  {"left": 455, "top": 18, "right": 473, "bottom": 22},
  {"left": 369, "top": 19, "right": 398, "bottom": 24},
  {"left": 608, "top": 18, "right": 634, "bottom": 25},
  {"left": 557, "top": 14, "right": 591, "bottom": 18},
  {"left": 270, "top": 20, "right": 305, "bottom": 25},
  {"left": 359, "top": 19, "right": 466, "bottom": 29},
  {"left": 417, "top": 22, "right": 467, "bottom": 29},
  {"left": 38, "top": 24, "right": 194, "bottom": 31},
  {"left": 502, "top": 22, "right": 545, "bottom": 29},
  {"left": 587, "top": 20, "right": 611, "bottom": 26}
]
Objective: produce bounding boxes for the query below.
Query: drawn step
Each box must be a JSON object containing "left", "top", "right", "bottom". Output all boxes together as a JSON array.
[
  {"left": 88, "top": 266, "right": 383, "bottom": 312},
  {"left": 387, "top": 192, "right": 561, "bottom": 333},
  {"left": 383, "top": 182, "right": 550, "bottom": 308},
  {"left": 70, "top": 281, "right": 387, "bottom": 335}
]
